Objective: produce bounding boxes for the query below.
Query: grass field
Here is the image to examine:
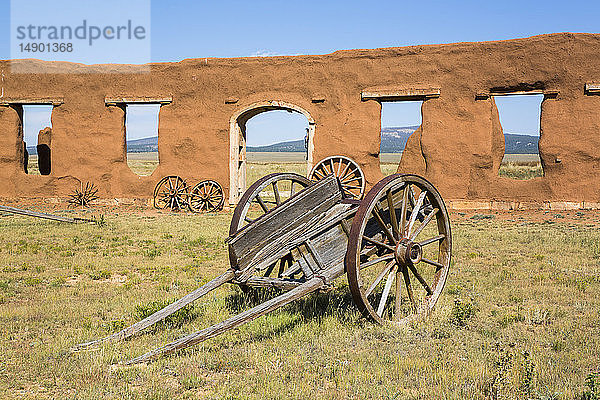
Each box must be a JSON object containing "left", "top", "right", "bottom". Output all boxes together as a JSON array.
[{"left": 1, "top": 162, "right": 598, "bottom": 399}]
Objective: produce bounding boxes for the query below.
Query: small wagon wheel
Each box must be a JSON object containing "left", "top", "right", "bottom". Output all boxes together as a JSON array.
[
  {"left": 308, "top": 155, "right": 365, "bottom": 199},
  {"left": 153, "top": 175, "right": 189, "bottom": 211},
  {"left": 345, "top": 174, "right": 451, "bottom": 325},
  {"left": 188, "top": 180, "right": 224, "bottom": 213},
  {"left": 229, "top": 173, "right": 311, "bottom": 235}
]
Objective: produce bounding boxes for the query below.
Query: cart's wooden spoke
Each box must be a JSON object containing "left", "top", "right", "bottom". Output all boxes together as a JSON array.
[
  {"left": 399, "top": 185, "right": 409, "bottom": 236},
  {"left": 407, "top": 191, "right": 427, "bottom": 238},
  {"left": 366, "top": 261, "right": 395, "bottom": 297},
  {"left": 340, "top": 175, "right": 362, "bottom": 184},
  {"left": 421, "top": 257, "right": 446, "bottom": 271},
  {"left": 174, "top": 197, "right": 182, "bottom": 210},
  {"left": 394, "top": 268, "right": 402, "bottom": 319},
  {"left": 407, "top": 263, "right": 433, "bottom": 295},
  {"left": 360, "top": 254, "right": 394, "bottom": 270},
  {"left": 401, "top": 266, "right": 417, "bottom": 314},
  {"left": 255, "top": 195, "right": 269, "bottom": 212},
  {"left": 419, "top": 234, "right": 445, "bottom": 247},
  {"left": 410, "top": 208, "right": 439, "bottom": 240},
  {"left": 377, "top": 266, "right": 396, "bottom": 317},
  {"left": 387, "top": 189, "right": 400, "bottom": 240},
  {"left": 372, "top": 206, "right": 397, "bottom": 245},
  {"left": 313, "top": 170, "right": 326, "bottom": 179},
  {"left": 330, "top": 159, "right": 335, "bottom": 175},
  {"left": 362, "top": 235, "right": 395, "bottom": 252},
  {"left": 342, "top": 188, "right": 357, "bottom": 199},
  {"left": 272, "top": 182, "right": 281, "bottom": 205},
  {"left": 339, "top": 162, "right": 351, "bottom": 181}
]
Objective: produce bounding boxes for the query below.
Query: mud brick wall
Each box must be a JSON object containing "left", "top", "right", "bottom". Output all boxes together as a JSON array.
[{"left": 1, "top": 33, "right": 599, "bottom": 204}]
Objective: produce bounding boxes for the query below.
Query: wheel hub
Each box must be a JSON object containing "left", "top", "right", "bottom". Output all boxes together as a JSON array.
[{"left": 395, "top": 238, "right": 422, "bottom": 266}]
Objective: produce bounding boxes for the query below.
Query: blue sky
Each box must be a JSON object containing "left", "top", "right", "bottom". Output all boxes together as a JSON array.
[{"left": 3, "top": 0, "right": 596, "bottom": 146}]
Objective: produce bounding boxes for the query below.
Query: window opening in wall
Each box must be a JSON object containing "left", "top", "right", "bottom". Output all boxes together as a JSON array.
[
  {"left": 379, "top": 100, "right": 422, "bottom": 175},
  {"left": 22, "top": 105, "right": 53, "bottom": 175},
  {"left": 125, "top": 104, "right": 160, "bottom": 176},
  {"left": 494, "top": 94, "right": 544, "bottom": 180},
  {"left": 244, "top": 109, "right": 310, "bottom": 187}
]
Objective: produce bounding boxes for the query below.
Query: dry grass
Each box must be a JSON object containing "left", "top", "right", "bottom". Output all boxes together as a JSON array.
[
  {"left": 498, "top": 162, "right": 544, "bottom": 180},
  {"left": 127, "top": 153, "right": 159, "bottom": 177},
  {"left": 1, "top": 162, "right": 598, "bottom": 399}
]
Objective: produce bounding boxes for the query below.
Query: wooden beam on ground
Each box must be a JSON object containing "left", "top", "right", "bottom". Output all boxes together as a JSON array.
[{"left": 0, "top": 205, "right": 94, "bottom": 223}]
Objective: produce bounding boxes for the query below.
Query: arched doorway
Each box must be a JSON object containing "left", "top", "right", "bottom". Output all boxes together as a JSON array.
[{"left": 229, "top": 101, "right": 315, "bottom": 205}]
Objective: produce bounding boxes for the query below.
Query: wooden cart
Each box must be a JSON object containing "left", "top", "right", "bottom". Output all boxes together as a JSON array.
[{"left": 75, "top": 165, "right": 451, "bottom": 364}]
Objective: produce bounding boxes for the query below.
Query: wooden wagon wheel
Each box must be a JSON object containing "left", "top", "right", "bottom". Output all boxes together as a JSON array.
[
  {"left": 229, "top": 173, "right": 311, "bottom": 235},
  {"left": 345, "top": 174, "right": 451, "bottom": 325},
  {"left": 188, "top": 180, "right": 224, "bottom": 213},
  {"left": 308, "top": 155, "right": 365, "bottom": 199},
  {"left": 153, "top": 175, "right": 189, "bottom": 211},
  {"left": 229, "top": 173, "right": 311, "bottom": 286}
]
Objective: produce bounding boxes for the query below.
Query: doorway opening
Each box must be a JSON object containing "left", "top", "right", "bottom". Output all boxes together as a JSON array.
[{"left": 229, "top": 101, "right": 315, "bottom": 205}]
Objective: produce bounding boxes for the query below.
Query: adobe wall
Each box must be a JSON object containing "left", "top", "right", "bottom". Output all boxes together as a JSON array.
[{"left": 1, "top": 33, "right": 599, "bottom": 203}]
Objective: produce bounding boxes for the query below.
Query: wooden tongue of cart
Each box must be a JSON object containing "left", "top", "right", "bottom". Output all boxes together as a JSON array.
[{"left": 73, "top": 157, "right": 452, "bottom": 364}]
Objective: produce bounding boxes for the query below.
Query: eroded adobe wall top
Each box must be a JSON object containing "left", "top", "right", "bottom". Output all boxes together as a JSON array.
[{"left": 1, "top": 33, "right": 599, "bottom": 203}]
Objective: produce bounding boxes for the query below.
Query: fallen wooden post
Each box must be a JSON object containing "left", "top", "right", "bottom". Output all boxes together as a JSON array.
[{"left": 0, "top": 204, "right": 96, "bottom": 223}]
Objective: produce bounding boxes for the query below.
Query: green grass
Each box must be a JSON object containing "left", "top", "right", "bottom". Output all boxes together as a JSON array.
[{"left": 1, "top": 204, "right": 599, "bottom": 399}]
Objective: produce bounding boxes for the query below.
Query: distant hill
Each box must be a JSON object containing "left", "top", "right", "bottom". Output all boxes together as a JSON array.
[
  {"left": 27, "top": 136, "right": 160, "bottom": 155},
  {"left": 379, "top": 126, "right": 420, "bottom": 153},
  {"left": 247, "top": 139, "right": 306, "bottom": 152},
  {"left": 246, "top": 126, "right": 539, "bottom": 154},
  {"left": 503, "top": 133, "right": 539, "bottom": 154},
  {"left": 126, "top": 136, "right": 158, "bottom": 153},
  {"left": 24, "top": 129, "right": 540, "bottom": 155}
]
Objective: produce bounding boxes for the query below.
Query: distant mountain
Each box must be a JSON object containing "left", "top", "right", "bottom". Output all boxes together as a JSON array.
[
  {"left": 25, "top": 136, "right": 159, "bottom": 155},
  {"left": 247, "top": 139, "right": 306, "bottom": 152},
  {"left": 23, "top": 129, "right": 539, "bottom": 155},
  {"left": 126, "top": 136, "right": 158, "bottom": 153},
  {"left": 246, "top": 127, "right": 539, "bottom": 154},
  {"left": 503, "top": 133, "right": 539, "bottom": 154},
  {"left": 379, "top": 126, "right": 420, "bottom": 153}
]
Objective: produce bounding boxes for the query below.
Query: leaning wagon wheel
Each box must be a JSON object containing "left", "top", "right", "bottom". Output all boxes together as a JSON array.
[
  {"left": 229, "top": 173, "right": 311, "bottom": 235},
  {"left": 229, "top": 173, "right": 311, "bottom": 286},
  {"left": 345, "top": 174, "right": 451, "bottom": 325},
  {"left": 188, "top": 180, "right": 224, "bottom": 213},
  {"left": 153, "top": 175, "right": 189, "bottom": 211},
  {"left": 308, "top": 155, "right": 365, "bottom": 199}
]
